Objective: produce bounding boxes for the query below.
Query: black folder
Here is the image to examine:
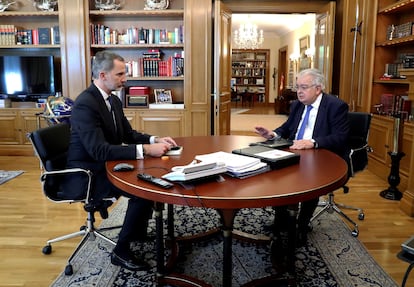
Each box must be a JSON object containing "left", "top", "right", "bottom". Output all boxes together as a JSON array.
[
  {"left": 232, "top": 145, "right": 300, "bottom": 169},
  {"left": 249, "top": 138, "right": 293, "bottom": 149}
]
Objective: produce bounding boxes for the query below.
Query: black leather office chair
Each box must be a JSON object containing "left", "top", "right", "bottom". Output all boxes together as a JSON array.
[
  {"left": 310, "top": 112, "right": 372, "bottom": 237},
  {"left": 28, "top": 123, "right": 120, "bottom": 275}
]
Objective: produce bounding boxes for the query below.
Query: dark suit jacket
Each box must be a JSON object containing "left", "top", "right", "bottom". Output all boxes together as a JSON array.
[
  {"left": 275, "top": 93, "right": 350, "bottom": 159},
  {"left": 61, "top": 84, "right": 152, "bottom": 200}
]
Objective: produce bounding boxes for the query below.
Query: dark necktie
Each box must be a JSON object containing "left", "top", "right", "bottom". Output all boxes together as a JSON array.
[
  {"left": 106, "top": 95, "right": 117, "bottom": 131},
  {"left": 296, "top": 105, "right": 313, "bottom": 140}
]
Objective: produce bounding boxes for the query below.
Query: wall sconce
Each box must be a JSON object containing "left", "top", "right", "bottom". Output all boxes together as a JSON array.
[
  {"left": 305, "top": 47, "right": 314, "bottom": 58},
  {"left": 305, "top": 47, "right": 315, "bottom": 67},
  {"left": 289, "top": 52, "right": 300, "bottom": 72},
  {"left": 289, "top": 53, "right": 300, "bottom": 62}
]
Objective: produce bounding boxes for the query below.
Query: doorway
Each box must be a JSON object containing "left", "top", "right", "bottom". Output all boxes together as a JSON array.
[
  {"left": 222, "top": 0, "right": 335, "bottom": 116},
  {"left": 230, "top": 13, "right": 316, "bottom": 115}
]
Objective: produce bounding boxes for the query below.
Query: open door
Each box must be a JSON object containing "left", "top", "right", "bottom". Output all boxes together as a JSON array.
[
  {"left": 314, "top": 2, "right": 335, "bottom": 93},
  {"left": 213, "top": 0, "right": 232, "bottom": 135}
]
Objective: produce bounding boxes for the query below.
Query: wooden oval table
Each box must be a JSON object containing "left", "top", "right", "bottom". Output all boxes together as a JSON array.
[{"left": 107, "top": 135, "right": 348, "bottom": 287}]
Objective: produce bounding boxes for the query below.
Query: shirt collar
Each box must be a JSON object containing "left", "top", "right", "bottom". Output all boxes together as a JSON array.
[
  {"left": 309, "top": 92, "right": 322, "bottom": 110},
  {"left": 95, "top": 84, "right": 111, "bottom": 101}
]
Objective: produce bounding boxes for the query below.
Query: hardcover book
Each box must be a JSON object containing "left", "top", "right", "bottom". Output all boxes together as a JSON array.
[
  {"left": 51, "top": 26, "right": 60, "bottom": 45},
  {"left": 38, "top": 27, "right": 51, "bottom": 44}
]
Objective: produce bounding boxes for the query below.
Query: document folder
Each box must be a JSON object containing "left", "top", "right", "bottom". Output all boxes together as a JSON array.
[
  {"left": 249, "top": 138, "right": 293, "bottom": 149},
  {"left": 232, "top": 145, "right": 300, "bottom": 169}
]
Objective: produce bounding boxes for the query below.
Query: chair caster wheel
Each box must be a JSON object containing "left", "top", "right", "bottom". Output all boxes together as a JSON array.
[
  {"left": 358, "top": 213, "right": 365, "bottom": 220},
  {"left": 64, "top": 264, "right": 73, "bottom": 275},
  {"left": 351, "top": 230, "right": 359, "bottom": 237},
  {"left": 42, "top": 245, "right": 52, "bottom": 255}
]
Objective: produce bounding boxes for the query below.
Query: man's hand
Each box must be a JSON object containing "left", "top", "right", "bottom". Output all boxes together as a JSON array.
[
  {"left": 143, "top": 143, "right": 170, "bottom": 157},
  {"left": 156, "top": 136, "right": 177, "bottom": 147},
  {"left": 254, "top": 126, "right": 274, "bottom": 140},
  {"left": 290, "top": 139, "right": 314, "bottom": 150}
]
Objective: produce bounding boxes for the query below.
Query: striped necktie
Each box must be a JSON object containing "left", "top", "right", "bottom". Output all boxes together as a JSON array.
[
  {"left": 296, "top": 105, "right": 313, "bottom": 140},
  {"left": 105, "top": 96, "right": 112, "bottom": 112},
  {"left": 106, "top": 95, "right": 117, "bottom": 131}
]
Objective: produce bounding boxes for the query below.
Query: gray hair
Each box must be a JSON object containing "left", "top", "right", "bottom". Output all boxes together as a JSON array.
[
  {"left": 91, "top": 51, "right": 125, "bottom": 79},
  {"left": 297, "top": 68, "right": 325, "bottom": 91}
]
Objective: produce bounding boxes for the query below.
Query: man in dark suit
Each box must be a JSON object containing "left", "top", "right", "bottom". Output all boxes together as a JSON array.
[
  {"left": 255, "top": 68, "right": 349, "bottom": 265},
  {"left": 61, "top": 51, "right": 177, "bottom": 271}
]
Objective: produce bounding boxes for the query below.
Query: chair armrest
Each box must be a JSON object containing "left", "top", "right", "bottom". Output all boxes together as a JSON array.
[
  {"left": 41, "top": 168, "right": 93, "bottom": 203},
  {"left": 350, "top": 143, "right": 373, "bottom": 154}
]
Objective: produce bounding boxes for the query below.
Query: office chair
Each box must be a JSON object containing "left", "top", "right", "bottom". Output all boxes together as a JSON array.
[
  {"left": 28, "top": 123, "right": 121, "bottom": 276},
  {"left": 310, "top": 112, "right": 372, "bottom": 237}
]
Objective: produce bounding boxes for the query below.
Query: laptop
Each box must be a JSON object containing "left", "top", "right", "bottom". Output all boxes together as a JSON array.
[
  {"left": 249, "top": 138, "right": 293, "bottom": 149},
  {"left": 232, "top": 145, "right": 300, "bottom": 169}
]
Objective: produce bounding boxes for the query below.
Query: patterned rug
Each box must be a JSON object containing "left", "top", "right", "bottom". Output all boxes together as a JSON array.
[
  {"left": 0, "top": 170, "right": 24, "bottom": 185},
  {"left": 51, "top": 197, "right": 398, "bottom": 287}
]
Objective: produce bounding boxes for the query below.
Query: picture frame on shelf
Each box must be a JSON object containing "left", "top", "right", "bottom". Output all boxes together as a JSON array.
[{"left": 154, "top": 89, "right": 173, "bottom": 104}]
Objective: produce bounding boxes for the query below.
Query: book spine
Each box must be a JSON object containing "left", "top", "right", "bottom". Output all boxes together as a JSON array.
[{"left": 32, "top": 29, "right": 39, "bottom": 45}]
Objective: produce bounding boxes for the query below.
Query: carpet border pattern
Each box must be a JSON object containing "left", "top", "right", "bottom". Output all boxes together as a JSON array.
[{"left": 51, "top": 197, "right": 398, "bottom": 287}]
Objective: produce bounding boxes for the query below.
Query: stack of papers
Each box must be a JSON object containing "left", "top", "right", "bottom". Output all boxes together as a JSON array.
[
  {"left": 195, "top": 151, "right": 269, "bottom": 179},
  {"left": 162, "top": 162, "right": 227, "bottom": 181},
  {"left": 232, "top": 145, "right": 300, "bottom": 169}
]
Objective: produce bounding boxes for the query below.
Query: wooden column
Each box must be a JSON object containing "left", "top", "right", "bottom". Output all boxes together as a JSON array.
[{"left": 399, "top": 69, "right": 414, "bottom": 216}]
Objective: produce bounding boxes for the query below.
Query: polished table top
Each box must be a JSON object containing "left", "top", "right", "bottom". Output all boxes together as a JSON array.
[{"left": 106, "top": 135, "right": 348, "bottom": 209}]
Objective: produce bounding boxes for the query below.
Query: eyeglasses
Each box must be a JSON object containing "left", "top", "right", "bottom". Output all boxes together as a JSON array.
[{"left": 295, "top": 84, "right": 317, "bottom": 91}]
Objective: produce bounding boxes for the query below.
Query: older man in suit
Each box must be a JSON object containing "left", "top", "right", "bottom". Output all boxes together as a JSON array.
[
  {"left": 61, "top": 51, "right": 177, "bottom": 271},
  {"left": 255, "top": 68, "right": 350, "bottom": 267}
]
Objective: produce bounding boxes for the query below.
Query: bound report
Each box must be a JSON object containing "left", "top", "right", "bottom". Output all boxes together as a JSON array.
[{"left": 232, "top": 145, "right": 300, "bottom": 169}]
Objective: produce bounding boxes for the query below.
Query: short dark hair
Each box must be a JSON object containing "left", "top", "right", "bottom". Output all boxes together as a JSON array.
[{"left": 91, "top": 51, "right": 125, "bottom": 79}]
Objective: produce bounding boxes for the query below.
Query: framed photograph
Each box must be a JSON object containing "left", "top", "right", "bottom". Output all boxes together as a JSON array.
[
  {"left": 299, "top": 35, "right": 310, "bottom": 71},
  {"left": 154, "top": 89, "right": 173, "bottom": 104}
]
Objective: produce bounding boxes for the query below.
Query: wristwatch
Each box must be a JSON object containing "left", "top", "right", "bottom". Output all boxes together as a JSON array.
[{"left": 310, "top": 139, "right": 318, "bottom": 149}]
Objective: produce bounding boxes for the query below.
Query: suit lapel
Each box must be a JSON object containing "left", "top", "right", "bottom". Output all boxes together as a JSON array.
[
  {"left": 90, "top": 88, "right": 117, "bottom": 137},
  {"left": 108, "top": 94, "right": 123, "bottom": 139},
  {"left": 313, "top": 93, "right": 326, "bottom": 137},
  {"left": 294, "top": 103, "right": 305, "bottom": 133}
]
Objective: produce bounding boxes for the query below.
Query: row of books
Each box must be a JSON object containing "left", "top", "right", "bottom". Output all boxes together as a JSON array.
[
  {"left": 0, "top": 25, "right": 60, "bottom": 46},
  {"left": 380, "top": 94, "right": 411, "bottom": 116},
  {"left": 387, "top": 22, "right": 413, "bottom": 41},
  {"left": 125, "top": 55, "right": 184, "bottom": 77},
  {"left": 90, "top": 24, "right": 184, "bottom": 45}
]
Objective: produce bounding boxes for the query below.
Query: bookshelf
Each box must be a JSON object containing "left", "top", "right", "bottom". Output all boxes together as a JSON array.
[
  {"left": 87, "top": 0, "right": 185, "bottom": 106},
  {"left": 0, "top": 1, "right": 61, "bottom": 151},
  {"left": 231, "top": 49, "right": 269, "bottom": 105},
  {"left": 371, "top": 0, "right": 414, "bottom": 115},
  {"left": 0, "top": 0, "right": 213, "bottom": 154}
]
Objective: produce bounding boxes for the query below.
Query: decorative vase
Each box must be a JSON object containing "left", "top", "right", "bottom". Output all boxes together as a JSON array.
[
  {"left": 32, "top": 0, "right": 58, "bottom": 11},
  {"left": 144, "top": 0, "right": 169, "bottom": 10}
]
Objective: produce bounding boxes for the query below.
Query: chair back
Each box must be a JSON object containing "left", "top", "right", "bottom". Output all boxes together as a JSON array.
[
  {"left": 29, "top": 123, "right": 70, "bottom": 171},
  {"left": 29, "top": 123, "right": 71, "bottom": 200},
  {"left": 347, "top": 112, "right": 372, "bottom": 176}
]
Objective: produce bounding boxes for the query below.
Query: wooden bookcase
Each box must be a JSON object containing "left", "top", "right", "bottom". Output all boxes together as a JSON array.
[
  {"left": 84, "top": 0, "right": 188, "bottom": 136},
  {"left": 372, "top": 0, "right": 414, "bottom": 114},
  {"left": 87, "top": 0, "right": 185, "bottom": 106},
  {"left": 0, "top": 1, "right": 60, "bottom": 155},
  {"left": 0, "top": 0, "right": 214, "bottom": 155},
  {"left": 231, "top": 49, "right": 269, "bottom": 105}
]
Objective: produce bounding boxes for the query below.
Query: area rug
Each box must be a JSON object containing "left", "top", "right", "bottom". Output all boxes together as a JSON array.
[
  {"left": 0, "top": 170, "right": 24, "bottom": 185},
  {"left": 231, "top": 114, "right": 287, "bottom": 132},
  {"left": 51, "top": 197, "right": 398, "bottom": 287}
]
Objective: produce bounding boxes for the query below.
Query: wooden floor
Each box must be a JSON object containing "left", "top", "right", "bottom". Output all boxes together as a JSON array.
[{"left": 1, "top": 105, "right": 414, "bottom": 286}]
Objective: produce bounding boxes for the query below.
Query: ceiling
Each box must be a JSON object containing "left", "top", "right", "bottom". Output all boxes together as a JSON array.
[{"left": 232, "top": 14, "right": 315, "bottom": 37}]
